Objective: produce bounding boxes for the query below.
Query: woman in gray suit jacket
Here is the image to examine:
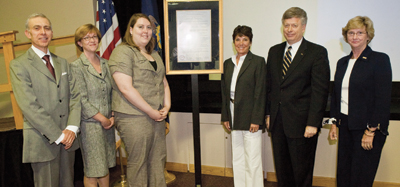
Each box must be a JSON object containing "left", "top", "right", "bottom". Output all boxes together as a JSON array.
[
  {"left": 221, "top": 25, "right": 267, "bottom": 187},
  {"left": 70, "top": 24, "right": 116, "bottom": 187}
]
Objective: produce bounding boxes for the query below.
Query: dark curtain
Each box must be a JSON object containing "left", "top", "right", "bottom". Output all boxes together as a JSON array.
[
  {"left": 0, "top": 130, "right": 34, "bottom": 187},
  {"left": 114, "top": 0, "right": 164, "bottom": 56}
]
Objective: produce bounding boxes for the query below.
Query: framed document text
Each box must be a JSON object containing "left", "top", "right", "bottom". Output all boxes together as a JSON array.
[{"left": 164, "top": 0, "right": 223, "bottom": 75}]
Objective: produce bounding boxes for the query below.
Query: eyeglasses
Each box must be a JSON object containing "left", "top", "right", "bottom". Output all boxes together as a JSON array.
[
  {"left": 82, "top": 36, "right": 98, "bottom": 41},
  {"left": 347, "top": 31, "right": 367, "bottom": 37}
]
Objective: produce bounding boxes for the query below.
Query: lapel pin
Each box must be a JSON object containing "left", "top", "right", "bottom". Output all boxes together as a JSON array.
[
  {"left": 301, "top": 53, "right": 303, "bottom": 56},
  {"left": 362, "top": 57, "right": 367, "bottom": 59}
]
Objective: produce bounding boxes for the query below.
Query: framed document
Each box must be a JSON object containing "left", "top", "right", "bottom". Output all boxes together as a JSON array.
[{"left": 164, "top": 0, "right": 223, "bottom": 75}]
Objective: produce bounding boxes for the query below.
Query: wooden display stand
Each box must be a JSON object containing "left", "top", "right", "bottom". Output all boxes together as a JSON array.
[{"left": 0, "top": 30, "right": 23, "bottom": 130}]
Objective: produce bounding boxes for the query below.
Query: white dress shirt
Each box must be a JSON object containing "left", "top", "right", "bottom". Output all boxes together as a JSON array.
[
  {"left": 230, "top": 54, "right": 247, "bottom": 96},
  {"left": 31, "top": 45, "right": 54, "bottom": 66},
  {"left": 229, "top": 53, "right": 247, "bottom": 126},
  {"left": 284, "top": 38, "right": 303, "bottom": 59},
  {"left": 340, "top": 58, "right": 357, "bottom": 115}
]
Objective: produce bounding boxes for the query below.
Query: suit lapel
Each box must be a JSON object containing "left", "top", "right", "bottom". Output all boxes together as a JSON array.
[
  {"left": 336, "top": 46, "right": 372, "bottom": 94},
  {"left": 80, "top": 54, "right": 102, "bottom": 79},
  {"left": 131, "top": 47, "right": 158, "bottom": 73},
  {"left": 100, "top": 58, "right": 109, "bottom": 78},
  {"left": 275, "top": 43, "right": 286, "bottom": 83},
  {"left": 282, "top": 39, "right": 307, "bottom": 82},
  {"left": 224, "top": 59, "right": 234, "bottom": 90},
  {"left": 336, "top": 54, "right": 351, "bottom": 84},
  {"left": 88, "top": 63, "right": 101, "bottom": 78},
  {"left": 152, "top": 51, "right": 164, "bottom": 75},
  {"left": 80, "top": 53, "right": 109, "bottom": 79},
  {"left": 237, "top": 51, "right": 253, "bottom": 79},
  {"left": 52, "top": 54, "right": 62, "bottom": 85},
  {"left": 28, "top": 49, "right": 56, "bottom": 83}
]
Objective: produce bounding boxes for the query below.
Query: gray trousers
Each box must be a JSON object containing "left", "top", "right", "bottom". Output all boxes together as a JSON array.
[
  {"left": 115, "top": 112, "right": 167, "bottom": 187},
  {"left": 31, "top": 146, "right": 75, "bottom": 187}
]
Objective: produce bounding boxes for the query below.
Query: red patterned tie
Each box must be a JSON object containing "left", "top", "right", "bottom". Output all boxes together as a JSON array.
[{"left": 42, "top": 55, "right": 55, "bottom": 79}]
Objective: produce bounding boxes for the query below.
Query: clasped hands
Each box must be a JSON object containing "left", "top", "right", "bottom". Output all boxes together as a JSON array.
[
  {"left": 149, "top": 107, "right": 169, "bottom": 122},
  {"left": 100, "top": 116, "right": 114, "bottom": 130}
]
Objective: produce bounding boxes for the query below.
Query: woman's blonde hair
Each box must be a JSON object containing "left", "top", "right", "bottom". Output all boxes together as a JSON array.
[{"left": 342, "top": 16, "right": 375, "bottom": 44}]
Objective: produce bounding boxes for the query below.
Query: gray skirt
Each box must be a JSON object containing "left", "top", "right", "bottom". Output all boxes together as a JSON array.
[{"left": 79, "top": 121, "right": 116, "bottom": 177}]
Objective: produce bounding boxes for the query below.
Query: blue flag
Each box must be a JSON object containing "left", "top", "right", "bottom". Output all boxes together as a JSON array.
[{"left": 142, "top": 0, "right": 162, "bottom": 55}]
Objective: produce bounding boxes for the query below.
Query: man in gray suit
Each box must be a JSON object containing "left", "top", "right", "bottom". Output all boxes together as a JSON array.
[{"left": 10, "top": 13, "right": 80, "bottom": 187}]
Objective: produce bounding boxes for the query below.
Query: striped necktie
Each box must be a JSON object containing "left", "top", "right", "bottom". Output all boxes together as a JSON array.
[{"left": 282, "top": 46, "right": 292, "bottom": 79}]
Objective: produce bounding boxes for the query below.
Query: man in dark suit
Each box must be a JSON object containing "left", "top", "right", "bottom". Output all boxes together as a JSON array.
[
  {"left": 265, "top": 7, "right": 330, "bottom": 187},
  {"left": 10, "top": 13, "right": 80, "bottom": 187}
]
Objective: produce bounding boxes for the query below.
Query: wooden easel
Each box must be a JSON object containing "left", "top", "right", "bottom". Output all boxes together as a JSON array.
[{"left": 0, "top": 30, "right": 23, "bottom": 129}]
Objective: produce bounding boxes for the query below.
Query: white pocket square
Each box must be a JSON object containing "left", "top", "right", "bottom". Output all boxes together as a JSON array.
[{"left": 62, "top": 72, "right": 67, "bottom": 76}]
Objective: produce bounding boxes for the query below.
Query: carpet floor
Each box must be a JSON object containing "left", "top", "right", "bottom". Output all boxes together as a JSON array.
[{"left": 75, "top": 165, "right": 279, "bottom": 187}]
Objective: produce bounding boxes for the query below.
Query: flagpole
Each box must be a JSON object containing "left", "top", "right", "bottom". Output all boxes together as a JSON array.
[{"left": 112, "top": 145, "right": 128, "bottom": 187}]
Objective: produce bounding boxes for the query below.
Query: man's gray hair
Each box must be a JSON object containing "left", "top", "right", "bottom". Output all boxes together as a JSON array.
[{"left": 25, "top": 13, "right": 52, "bottom": 31}]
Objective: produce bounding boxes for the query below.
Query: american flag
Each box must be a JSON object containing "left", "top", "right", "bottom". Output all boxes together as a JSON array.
[{"left": 96, "top": 0, "right": 121, "bottom": 60}]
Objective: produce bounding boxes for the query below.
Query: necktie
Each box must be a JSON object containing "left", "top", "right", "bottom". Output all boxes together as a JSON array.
[
  {"left": 282, "top": 46, "right": 292, "bottom": 79},
  {"left": 43, "top": 55, "right": 55, "bottom": 79}
]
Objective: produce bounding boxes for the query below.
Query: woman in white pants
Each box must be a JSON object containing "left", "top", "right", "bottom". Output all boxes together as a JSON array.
[{"left": 221, "top": 25, "right": 267, "bottom": 187}]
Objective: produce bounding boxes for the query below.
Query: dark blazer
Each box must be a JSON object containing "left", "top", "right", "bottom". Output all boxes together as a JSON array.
[
  {"left": 330, "top": 46, "right": 392, "bottom": 134},
  {"left": 266, "top": 39, "right": 330, "bottom": 138},
  {"left": 10, "top": 48, "right": 81, "bottom": 163},
  {"left": 221, "top": 51, "right": 267, "bottom": 130}
]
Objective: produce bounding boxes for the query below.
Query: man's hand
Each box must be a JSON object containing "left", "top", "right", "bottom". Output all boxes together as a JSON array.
[
  {"left": 61, "top": 129, "right": 76, "bottom": 149},
  {"left": 329, "top": 124, "right": 337, "bottom": 140},
  {"left": 304, "top": 126, "right": 317, "bottom": 138}
]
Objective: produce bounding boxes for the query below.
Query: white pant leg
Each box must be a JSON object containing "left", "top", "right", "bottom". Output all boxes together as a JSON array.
[
  {"left": 232, "top": 130, "right": 245, "bottom": 187},
  {"left": 232, "top": 130, "right": 263, "bottom": 187},
  {"left": 244, "top": 130, "right": 263, "bottom": 187}
]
